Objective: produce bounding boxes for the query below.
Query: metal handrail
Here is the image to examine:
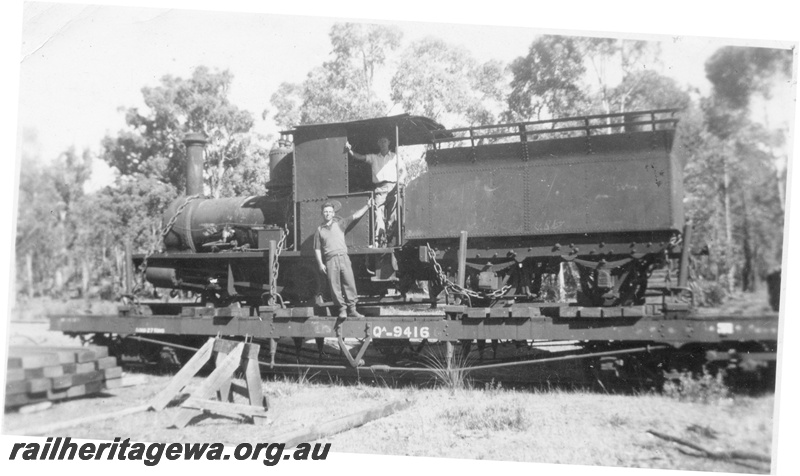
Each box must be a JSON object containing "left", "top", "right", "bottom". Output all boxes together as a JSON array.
[{"left": 431, "top": 109, "right": 679, "bottom": 146}]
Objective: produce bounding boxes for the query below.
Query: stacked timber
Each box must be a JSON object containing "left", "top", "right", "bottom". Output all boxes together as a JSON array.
[{"left": 4, "top": 346, "right": 122, "bottom": 410}]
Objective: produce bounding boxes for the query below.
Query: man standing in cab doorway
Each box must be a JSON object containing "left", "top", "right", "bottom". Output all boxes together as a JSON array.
[
  {"left": 346, "top": 136, "right": 406, "bottom": 246},
  {"left": 314, "top": 200, "right": 371, "bottom": 319}
]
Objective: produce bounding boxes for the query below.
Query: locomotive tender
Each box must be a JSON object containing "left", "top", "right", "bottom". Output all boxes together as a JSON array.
[{"left": 51, "top": 110, "right": 778, "bottom": 381}]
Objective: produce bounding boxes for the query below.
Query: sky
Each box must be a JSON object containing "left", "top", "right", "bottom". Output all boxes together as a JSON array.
[
  {"left": 14, "top": 1, "right": 795, "bottom": 191},
  {"left": 2, "top": 2, "right": 800, "bottom": 476}
]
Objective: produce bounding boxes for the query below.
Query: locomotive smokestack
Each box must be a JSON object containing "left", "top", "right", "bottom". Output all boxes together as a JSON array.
[{"left": 183, "top": 133, "right": 207, "bottom": 196}]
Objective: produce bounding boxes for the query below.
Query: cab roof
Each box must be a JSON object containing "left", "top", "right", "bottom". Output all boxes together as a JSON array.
[{"left": 285, "top": 114, "right": 450, "bottom": 147}]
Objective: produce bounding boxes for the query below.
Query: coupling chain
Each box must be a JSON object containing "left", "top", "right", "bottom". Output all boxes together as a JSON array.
[
  {"left": 425, "top": 244, "right": 512, "bottom": 302},
  {"left": 269, "top": 227, "right": 289, "bottom": 306},
  {"left": 133, "top": 194, "right": 203, "bottom": 295}
]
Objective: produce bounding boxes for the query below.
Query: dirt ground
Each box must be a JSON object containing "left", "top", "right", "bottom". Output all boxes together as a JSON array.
[
  {"left": 3, "top": 320, "right": 777, "bottom": 474},
  {"left": 2, "top": 367, "right": 775, "bottom": 473}
]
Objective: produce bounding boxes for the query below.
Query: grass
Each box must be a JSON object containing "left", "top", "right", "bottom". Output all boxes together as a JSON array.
[
  {"left": 663, "top": 368, "right": 731, "bottom": 404},
  {"left": 419, "top": 343, "right": 475, "bottom": 392},
  {"left": 2, "top": 366, "right": 774, "bottom": 473},
  {"left": 441, "top": 403, "right": 531, "bottom": 432}
]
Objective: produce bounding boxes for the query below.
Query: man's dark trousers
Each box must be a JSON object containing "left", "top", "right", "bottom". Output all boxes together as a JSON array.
[{"left": 326, "top": 253, "right": 358, "bottom": 311}]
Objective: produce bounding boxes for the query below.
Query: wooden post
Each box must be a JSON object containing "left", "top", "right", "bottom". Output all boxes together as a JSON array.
[
  {"left": 124, "top": 238, "right": 134, "bottom": 294},
  {"left": 678, "top": 222, "right": 693, "bottom": 288},
  {"left": 457, "top": 231, "right": 468, "bottom": 288},
  {"left": 269, "top": 338, "right": 277, "bottom": 369},
  {"left": 244, "top": 357, "right": 267, "bottom": 412},
  {"left": 269, "top": 399, "right": 413, "bottom": 449},
  {"left": 269, "top": 239, "right": 277, "bottom": 296},
  {"left": 171, "top": 343, "right": 245, "bottom": 428},
  {"left": 446, "top": 341, "right": 454, "bottom": 371},
  {"left": 149, "top": 338, "right": 215, "bottom": 411},
  {"left": 214, "top": 351, "right": 233, "bottom": 403},
  {"left": 395, "top": 124, "right": 401, "bottom": 246},
  {"left": 18, "top": 405, "right": 151, "bottom": 436}
]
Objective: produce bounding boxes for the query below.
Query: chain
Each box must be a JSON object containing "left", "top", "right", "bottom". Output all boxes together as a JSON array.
[
  {"left": 269, "top": 227, "right": 289, "bottom": 307},
  {"left": 425, "top": 244, "right": 512, "bottom": 302},
  {"left": 132, "top": 194, "right": 203, "bottom": 296}
]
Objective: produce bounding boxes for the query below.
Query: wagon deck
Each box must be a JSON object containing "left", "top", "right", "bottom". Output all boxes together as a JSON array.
[{"left": 50, "top": 304, "right": 778, "bottom": 347}]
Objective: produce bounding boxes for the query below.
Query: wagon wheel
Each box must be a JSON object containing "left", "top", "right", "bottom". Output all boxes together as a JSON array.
[{"left": 576, "top": 260, "right": 649, "bottom": 307}]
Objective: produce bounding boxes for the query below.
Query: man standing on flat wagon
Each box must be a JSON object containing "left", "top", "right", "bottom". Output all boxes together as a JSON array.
[
  {"left": 346, "top": 136, "right": 406, "bottom": 246},
  {"left": 314, "top": 200, "right": 372, "bottom": 319}
]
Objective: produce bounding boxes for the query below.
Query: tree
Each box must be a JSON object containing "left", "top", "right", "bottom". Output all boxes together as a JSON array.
[
  {"left": 16, "top": 159, "right": 60, "bottom": 297},
  {"left": 611, "top": 70, "right": 691, "bottom": 113},
  {"left": 506, "top": 35, "right": 588, "bottom": 121},
  {"left": 102, "top": 66, "right": 266, "bottom": 198},
  {"left": 330, "top": 22, "right": 402, "bottom": 92},
  {"left": 216, "top": 140, "right": 272, "bottom": 197},
  {"left": 680, "top": 45, "right": 791, "bottom": 293},
  {"left": 704, "top": 45, "right": 792, "bottom": 210},
  {"left": 271, "top": 23, "right": 402, "bottom": 128},
  {"left": 69, "top": 176, "right": 178, "bottom": 297},
  {"left": 390, "top": 37, "right": 505, "bottom": 126},
  {"left": 16, "top": 146, "right": 93, "bottom": 298},
  {"left": 685, "top": 116, "right": 785, "bottom": 293},
  {"left": 705, "top": 46, "right": 792, "bottom": 111},
  {"left": 578, "top": 38, "right": 660, "bottom": 116}
]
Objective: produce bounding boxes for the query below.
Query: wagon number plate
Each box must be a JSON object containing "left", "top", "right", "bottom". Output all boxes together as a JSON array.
[{"left": 372, "top": 325, "right": 430, "bottom": 339}]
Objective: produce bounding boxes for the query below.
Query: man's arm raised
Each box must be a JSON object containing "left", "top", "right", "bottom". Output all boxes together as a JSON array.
[
  {"left": 350, "top": 198, "right": 374, "bottom": 222},
  {"left": 345, "top": 141, "right": 367, "bottom": 161}
]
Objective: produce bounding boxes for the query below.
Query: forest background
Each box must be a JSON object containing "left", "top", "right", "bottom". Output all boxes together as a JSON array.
[{"left": 12, "top": 16, "right": 795, "bottom": 308}]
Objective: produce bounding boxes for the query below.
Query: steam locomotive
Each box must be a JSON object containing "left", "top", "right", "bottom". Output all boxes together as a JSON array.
[
  {"left": 52, "top": 109, "right": 777, "bottom": 385},
  {"left": 142, "top": 109, "right": 688, "bottom": 311}
]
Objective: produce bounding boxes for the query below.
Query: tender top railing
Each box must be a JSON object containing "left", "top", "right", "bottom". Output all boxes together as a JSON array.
[{"left": 430, "top": 109, "right": 680, "bottom": 148}]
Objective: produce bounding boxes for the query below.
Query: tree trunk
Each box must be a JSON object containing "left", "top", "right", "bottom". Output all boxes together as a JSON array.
[
  {"left": 81, "top": 258, "right": 90, "bottom": 298},
  {"left": 742, "top": 197, "right": 753, "bottom": 291},
  {"left": 763, "top": 102, "right": 787, "bottom": 214},
  {"left": 776, "top": 166, "right": 785, "bottom": 213},
  {"left": 124, "top": 238, "right": 134, "bottom": 294},
  {"left": 66, "top": 256, "right": 75, "bottom": 291},
  {"left": 26, "top": 252, "right": 34, "bottom": 299},
  {"left": 54, "top": 269, "right": 63, "bottom": 296},
  {"left": 722, "top": 158, "right": 736, "bottom": 293},
  {"left": 114, "top": 246, "right": 124, "bottom": 288}
]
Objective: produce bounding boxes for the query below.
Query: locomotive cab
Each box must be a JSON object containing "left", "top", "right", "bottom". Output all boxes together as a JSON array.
[
  {"left": 289, "top": 114, "right": 449, "bottom": 252},
  {"left": 286, "top": 115, "right": 450, "bottom": 300}
]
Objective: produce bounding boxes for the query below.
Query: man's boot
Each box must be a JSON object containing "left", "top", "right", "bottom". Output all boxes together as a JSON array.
[
  {"left": 338, "top": 307, "right": 347, "bottom": 319},
  {"left": 347, "top": 305, "right": 364, "bottom": 319}
]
